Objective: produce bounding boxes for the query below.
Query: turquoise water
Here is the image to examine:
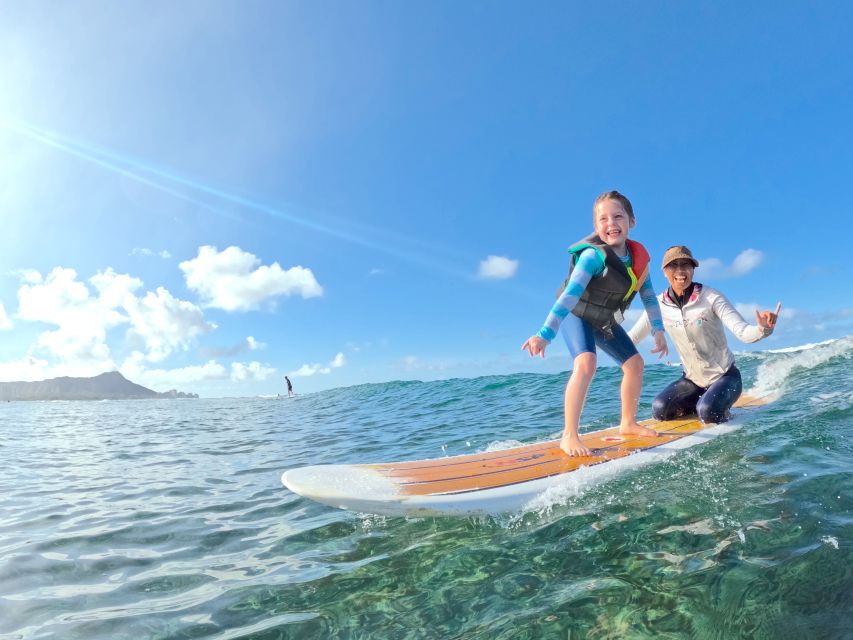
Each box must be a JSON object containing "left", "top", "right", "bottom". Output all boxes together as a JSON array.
[{"left": 1, "top": 338, "right": 851, "bottom": 639}]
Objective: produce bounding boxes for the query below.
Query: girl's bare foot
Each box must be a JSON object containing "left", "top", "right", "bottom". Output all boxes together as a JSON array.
[
  {"left": 560, "top": 435, "right": 592, "bottom": 457},
  {"left": 618, "top": 422, "right": 658, "bottom": 437}
]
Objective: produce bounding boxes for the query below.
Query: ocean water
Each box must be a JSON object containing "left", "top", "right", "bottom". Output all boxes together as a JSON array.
[{"left": 1, "top": 338, "right": 851, "bottom": 639}]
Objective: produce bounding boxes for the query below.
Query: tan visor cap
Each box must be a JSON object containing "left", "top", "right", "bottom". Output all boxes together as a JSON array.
[{"left": 662, "top": 245, "right": 699, "bottom": 269}]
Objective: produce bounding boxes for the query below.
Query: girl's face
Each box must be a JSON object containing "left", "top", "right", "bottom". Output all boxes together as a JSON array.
[{"left": 593, "top": 199, "right": 634, "bottom": 249}]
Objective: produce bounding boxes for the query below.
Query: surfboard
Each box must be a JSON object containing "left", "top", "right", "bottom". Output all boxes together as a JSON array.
[{"left": 281, "top": 393, "right": 773, "bottom": 517}]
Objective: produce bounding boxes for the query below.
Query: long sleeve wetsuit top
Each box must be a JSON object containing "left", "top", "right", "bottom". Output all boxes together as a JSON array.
[
  {"left": 628, "top": 283, "right": 769, "bottom": 387},
  {"left": 538, "top": 247, "right": 664, "bottom": 342}
]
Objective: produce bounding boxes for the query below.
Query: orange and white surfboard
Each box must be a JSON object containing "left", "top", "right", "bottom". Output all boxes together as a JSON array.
[{"left": 281, "top": 393, "right": 773, "bottom": 517}]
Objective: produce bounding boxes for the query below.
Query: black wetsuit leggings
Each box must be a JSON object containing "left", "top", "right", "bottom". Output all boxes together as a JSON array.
[{"left": 652, "top": 366, "right": 743, "bottom": 424}]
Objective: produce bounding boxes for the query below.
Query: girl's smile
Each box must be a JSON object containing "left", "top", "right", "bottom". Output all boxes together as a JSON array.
[{"left": 594, "top": 199, "right": 633, "bottom": 253}]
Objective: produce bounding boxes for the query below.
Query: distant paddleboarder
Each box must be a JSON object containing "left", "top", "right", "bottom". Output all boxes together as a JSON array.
[{"left": 285, "top": 375, "right": 294, "bottom": 398}]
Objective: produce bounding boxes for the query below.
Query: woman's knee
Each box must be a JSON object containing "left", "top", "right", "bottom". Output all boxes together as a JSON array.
[
  {"left": 653, "top": 380, "right": 698, "bottom": 421},
  {"left": 651, "top": 396, "right": 669, "bottom": 420},
  {"left": 696, "top": 398, "right": 728, "bottom": 424},
  {"left": 652, "top": 395, "right": 680, "bottom": 420},
  {"left": 697, "top": 377, "right": 741, "bottom": 423}
]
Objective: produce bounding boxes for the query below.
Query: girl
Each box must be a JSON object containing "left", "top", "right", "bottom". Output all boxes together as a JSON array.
[{"left": 522, "top": 191, "right": 668, "bottom": 456}]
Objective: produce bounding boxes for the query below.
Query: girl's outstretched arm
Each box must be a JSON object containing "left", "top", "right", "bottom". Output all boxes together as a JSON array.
[
  {"left": 537, "top": 248, "right": 604, "bottom": 342},
  {"left": 521, "top": 247, "right": 604, "bottom": 357}
]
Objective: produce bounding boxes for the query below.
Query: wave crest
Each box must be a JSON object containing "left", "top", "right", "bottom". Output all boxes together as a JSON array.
[{"left": 749, "top": 335, "right": 853, "bottom": 396}]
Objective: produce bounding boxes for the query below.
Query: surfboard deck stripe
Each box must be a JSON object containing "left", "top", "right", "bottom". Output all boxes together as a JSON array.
[
  {"left": 355, "top": 394, "right": 770, "bottom": 496},
  {"left": 373, "top": 421, "right": 687, "bottom": 495},
  {"left": 281, "top": 393, "right": 774, "bottom": 516},
  {"left": 362, "top": 416, "right": 662, "bottom": 473}
]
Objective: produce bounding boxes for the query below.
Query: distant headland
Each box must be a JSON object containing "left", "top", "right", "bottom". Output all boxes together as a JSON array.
[{"left": 0, "top": 371, "right": 199, "bottom": 401}]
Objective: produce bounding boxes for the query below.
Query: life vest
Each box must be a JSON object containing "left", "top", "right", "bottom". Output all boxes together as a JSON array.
[{"left": 555, "top": 232, "right": 650, "bottom": 335}]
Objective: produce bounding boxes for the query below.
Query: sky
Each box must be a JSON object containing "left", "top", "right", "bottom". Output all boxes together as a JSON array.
[{"left": 1, "top": 1, "right": 852, "bottom": 397}]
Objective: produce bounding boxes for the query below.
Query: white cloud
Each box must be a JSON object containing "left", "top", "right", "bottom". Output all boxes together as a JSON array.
[
  {"left": 730, "top": 249, "right": 763, "bottom": 275},
  {"left": 91, "top": 267, "right": 214, "bottom": 363},
  {"left": 17, "top": 267, "right": 126, "bottom": 363},
  {"left": 230, "top": 361, "right": 275, "bottom": 381},
  {"left": 697, "top": 249, "right": 764, "bottom": 279},
  {"left": 121, "top": 352, "right": 228, "bottom": 389},
  {"left": 17, "top": 267, "right": 98, "bottom": 321},
  {"left": 0, "top": 262, "right": 280, "bottom": 388},
  {"left": 0, "top": 302, "right": 12, "bottom": 330},
  {"left": 199, "top": 336, "right": 265, "bottom": 359},
  {"left": 0, "top": 354, "right": 113, "bottom": 382},
  {"left": 180, "top": 245, "right": 322, "bottom": 311},
  {"left": 130, "top": 248, "right": 171, "bottom": 259},
  {"left": 290, "top": 364, "right": 324, "bottom": 377},
  {"left": 0, "top": 355, "right": 51, "bottom": 382},
  {"left": 124, "top": 287, "right": 214, "bottom": 362},
  {"left": 120, "top": 355, "right": 274, "bottom": 388},
  {"left": 11, "top": 266, "right": 213, "bottom": 370},
  {"left": 478, "top": 255, "right": 519, "bottom": 280},
  {"left": 290, "top": 351, "right": 346, "bottom": 377},
  {"left": 16, "top": 269, "right": 44, "bottom": 285},
  {"left": 90, "top": 268, "right": 143, "bottom": 308}
]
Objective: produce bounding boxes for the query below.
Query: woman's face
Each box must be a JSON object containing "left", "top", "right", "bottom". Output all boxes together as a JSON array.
[{"left": 663, "top": 259, "right": 695, "bottom": 294}]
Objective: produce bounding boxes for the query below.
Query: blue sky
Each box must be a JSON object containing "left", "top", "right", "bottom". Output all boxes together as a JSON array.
[{"left": 1, "top": 2, "right": 851, "bottom": 396}]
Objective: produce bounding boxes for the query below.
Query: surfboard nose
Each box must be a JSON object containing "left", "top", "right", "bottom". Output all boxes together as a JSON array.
[{"left": 281, "top": 464, "right": 401, "bottom": 508}]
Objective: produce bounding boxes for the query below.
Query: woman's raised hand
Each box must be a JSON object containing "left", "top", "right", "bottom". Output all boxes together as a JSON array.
[{"left": 755, "top": 302, "right": 782, "bottom": 332}]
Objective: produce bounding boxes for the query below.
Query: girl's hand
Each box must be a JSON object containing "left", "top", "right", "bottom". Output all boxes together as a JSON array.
[
  {"left": 521, "top": 335, "right": 548, "bottom": 358},
  {"left": 651, "top": 331, "right": 668, "bottom": 359},
  {"left": 755, "top": 302, "right": 782, "bottom": 334}
]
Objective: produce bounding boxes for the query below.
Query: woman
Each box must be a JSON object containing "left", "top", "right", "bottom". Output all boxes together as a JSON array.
[{"left": 628, "top": 245, "right": 780, "bottom": 423}]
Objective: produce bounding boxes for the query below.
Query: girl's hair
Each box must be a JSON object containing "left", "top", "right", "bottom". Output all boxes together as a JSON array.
[{"left": 593, "top": 190, "right": 634, "bottom": 221}]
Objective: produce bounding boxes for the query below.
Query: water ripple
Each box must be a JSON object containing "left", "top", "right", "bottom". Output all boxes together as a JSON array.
[{"left": 0, "top": 340, "right": 851, "bottom": 638}]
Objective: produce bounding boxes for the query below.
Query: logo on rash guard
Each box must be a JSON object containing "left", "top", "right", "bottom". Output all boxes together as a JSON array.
[{"left": 667, "top": 313, "right": 710, "bottom": 329}]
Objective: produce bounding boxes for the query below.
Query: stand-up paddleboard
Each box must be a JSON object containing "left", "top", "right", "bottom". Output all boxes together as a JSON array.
[{"left": 282, "top": 394, "right": 773, "bottom": 517}]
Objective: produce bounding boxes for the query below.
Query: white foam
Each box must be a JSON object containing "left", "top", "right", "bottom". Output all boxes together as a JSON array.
[
  {"left": 522, "top": 421, "right": 743, "bottom": 515},
  {"left": 809, "top": 391, "right": 853, "bottom": 411},
  {"left": 483, "top": 439, "right": 527, "bottom": 453},
  {"left": 766, "top": 338, "right": 840, "bottom": 354},
  {"left": 657, "top": 518, "right": 718, "bottom": 536},
  {"left": 821, "top": 535, "right": 839, "bottom": 550},
  {"left": 749, "top": 335, "right": 853, "bottom": 397}
]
